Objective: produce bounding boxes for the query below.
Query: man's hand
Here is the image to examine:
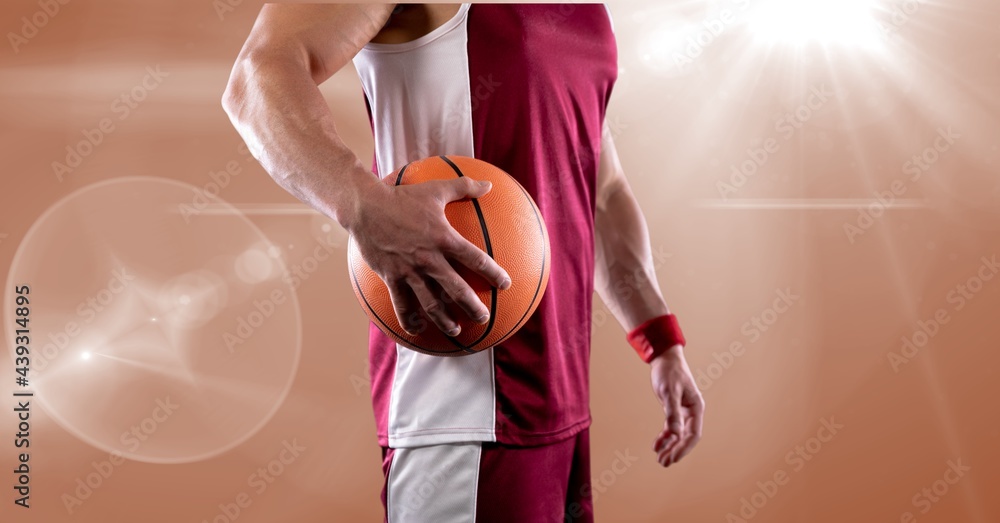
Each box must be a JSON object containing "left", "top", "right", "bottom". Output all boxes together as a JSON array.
[
  {"left": 650, "top": 345, "right": 704, "bottom": 467},
  {"left": 347, "top": 177, "right": 512, "bottom": 337}
]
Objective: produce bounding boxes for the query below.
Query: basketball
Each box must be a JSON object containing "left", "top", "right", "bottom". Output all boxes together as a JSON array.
[{"left": 348, "top": 155, "right": 551, "bottom": 356}]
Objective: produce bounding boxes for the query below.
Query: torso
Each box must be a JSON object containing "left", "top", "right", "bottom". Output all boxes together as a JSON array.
[{"left": 353, "top": 4, "right": 618, "bottom": 448}]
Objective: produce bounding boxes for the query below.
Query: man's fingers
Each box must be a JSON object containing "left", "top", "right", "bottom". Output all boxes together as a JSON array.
[
  {"left": 431, "top": 177, "right": 492, "bottom": 202},
  {"left": 672, "top": 397, "right": 705, "bottom": 464},
  {"left": 406, "top": 275, "right": 460, "bottom": 336},
  {"left": 656, "top": 427, "right": 685, "bottom": 467},
  {"left": 672, "top": 427, "right": 701, "bottom": 464},
  {"left": 426, "top": 265, "right": 490, "bottom": 324},
  {"left": 658, "top": 448, "right": 675, "bottom": 467},
  {"left": 666, "top": 392, "right": 684, "bottom": 438},
  {"left": 445, "top": 235, "right": 512, "bottom": 290},
  {"left": 659, "top": 398, "right": 705, "bottom": 467},
  {"left": 657, "top": 430, "right": 682, "bottom": 466},
  {"left": 653, "top": 426, "right": 676, "bottom": 453},
  {"left": 688, "top": 394, "right": 705, "bottom": 440},
  {"left": 654, "top": 386, "right": 692, "bottom": 466},
  {"left": 654, "top": 424, "right": 681, "bottom": 458},
  {"left": 387, "top": 279, "right": 422, "bottom": 335},
  {"left": 653, "top": 388, "right": 683, "bottom": 455}
]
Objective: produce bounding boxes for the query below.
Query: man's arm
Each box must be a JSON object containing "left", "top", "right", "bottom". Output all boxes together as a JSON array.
[
  {"left": 222, "top": 5, "right": 510, "bottom": 336},
  {"left": 594, "top": 129, "right": 705, "bottom": 467},
  {"left": 223, "top": 4, "right": 391, "bottom": 225}
]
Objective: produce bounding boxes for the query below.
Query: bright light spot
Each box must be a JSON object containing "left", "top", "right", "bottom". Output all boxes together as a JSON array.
[
  {"left": 642, "top": 22, "right": 694, "bottom": 61},
  {"left": 750, "top": 0, "right": 882, "bottom": 48},
  {"left": 235, "top": 248, "right": 274, "bottom": 284},
  {"left": 636, "top": 18, "right": 703, "bottom": 77},
  {"left": 267, "top": 245, "right": 281, "bottom": 258},
  {"left": 150, "top": 317, "right": 158, "bottom": 322},
  {"left": 81, "top": 352, "right": 92, "bottom": 361},
  {"left": 320, "top": 223, "right": 331, "bottom": 233},
  {"left": 157, "top": 270, "right": 228, "bottom": 327}
]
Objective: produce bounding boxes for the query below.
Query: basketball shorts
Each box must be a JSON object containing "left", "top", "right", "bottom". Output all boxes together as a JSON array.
[{"left": 380, "top": 429, "right": 593, "bottom": 523}]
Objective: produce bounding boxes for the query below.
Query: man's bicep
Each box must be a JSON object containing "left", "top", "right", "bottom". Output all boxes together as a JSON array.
[{"left": 246, "top": 4, "right": 395, "bottom": 83}]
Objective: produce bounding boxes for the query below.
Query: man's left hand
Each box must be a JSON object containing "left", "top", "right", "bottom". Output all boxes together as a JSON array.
[{"left": 650, "top": 344, "right": 705, "bottom": 467}]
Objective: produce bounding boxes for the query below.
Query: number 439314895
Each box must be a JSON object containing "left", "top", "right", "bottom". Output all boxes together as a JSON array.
[{"left": 14, "top": 285, "right": 30, "bottom": 385}]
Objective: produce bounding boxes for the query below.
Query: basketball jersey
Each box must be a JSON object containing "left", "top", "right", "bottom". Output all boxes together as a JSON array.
[{"left": 352, "top": 4, "right": 617, "bottom": 448}]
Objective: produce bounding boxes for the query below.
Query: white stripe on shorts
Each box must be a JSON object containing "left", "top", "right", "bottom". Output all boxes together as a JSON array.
[{"left": 387, "top": 443, "right": 482, "bottom": 523}]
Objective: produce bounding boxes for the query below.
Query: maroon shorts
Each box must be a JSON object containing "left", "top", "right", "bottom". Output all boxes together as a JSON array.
[{"left": 381, "top": 429, "right": 593, "bottom": 522}]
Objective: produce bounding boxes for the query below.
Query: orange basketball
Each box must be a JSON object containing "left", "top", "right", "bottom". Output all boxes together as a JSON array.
[{"left": 348, "top": 155, "right": 550, "bottom": 356}]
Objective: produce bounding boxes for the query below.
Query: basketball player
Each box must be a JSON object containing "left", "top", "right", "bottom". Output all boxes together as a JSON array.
[{"left": 223, "top": 4, "right": 704, "bottom": 521}]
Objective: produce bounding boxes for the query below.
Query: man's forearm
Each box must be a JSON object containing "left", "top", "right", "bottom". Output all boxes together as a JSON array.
[
  {"left": 594, "top": 182, "right": 671, "bottom": 332},
  {"left": 222, "top": 33, "right": 383, "bottom": 230}
]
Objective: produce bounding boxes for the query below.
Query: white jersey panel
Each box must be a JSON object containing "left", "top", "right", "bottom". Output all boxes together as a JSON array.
[
  {"left": 353, "top": 3, "right": 475, "bottom": 174},
  {"left": 352, "top": 4, "right": 497, "bottom": 448}
]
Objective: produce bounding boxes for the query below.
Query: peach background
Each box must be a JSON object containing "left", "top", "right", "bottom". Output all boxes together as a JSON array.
[{"left": 2, "top": 1, "right": 1000, "bottom": 522}]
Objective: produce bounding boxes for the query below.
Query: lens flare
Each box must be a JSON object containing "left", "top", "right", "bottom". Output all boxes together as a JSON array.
[{"left": 750, "top": 0, "right": 882, "bottom": 48}]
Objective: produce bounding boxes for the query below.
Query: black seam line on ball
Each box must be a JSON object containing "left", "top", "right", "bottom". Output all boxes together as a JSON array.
[
  {"left": 394, "top": 162, "right": 411, "bottom": 186},
  {"left": 439, "top": 155, "right": 498, "bottom": 353},
  {"left": 494, "top": 179, "right": 546, "bottom": 344}
]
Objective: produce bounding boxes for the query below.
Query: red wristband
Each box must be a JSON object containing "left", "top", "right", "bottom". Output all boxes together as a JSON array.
[{"left": 627, "top": 314, "right": 686, "bottom": 364}]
